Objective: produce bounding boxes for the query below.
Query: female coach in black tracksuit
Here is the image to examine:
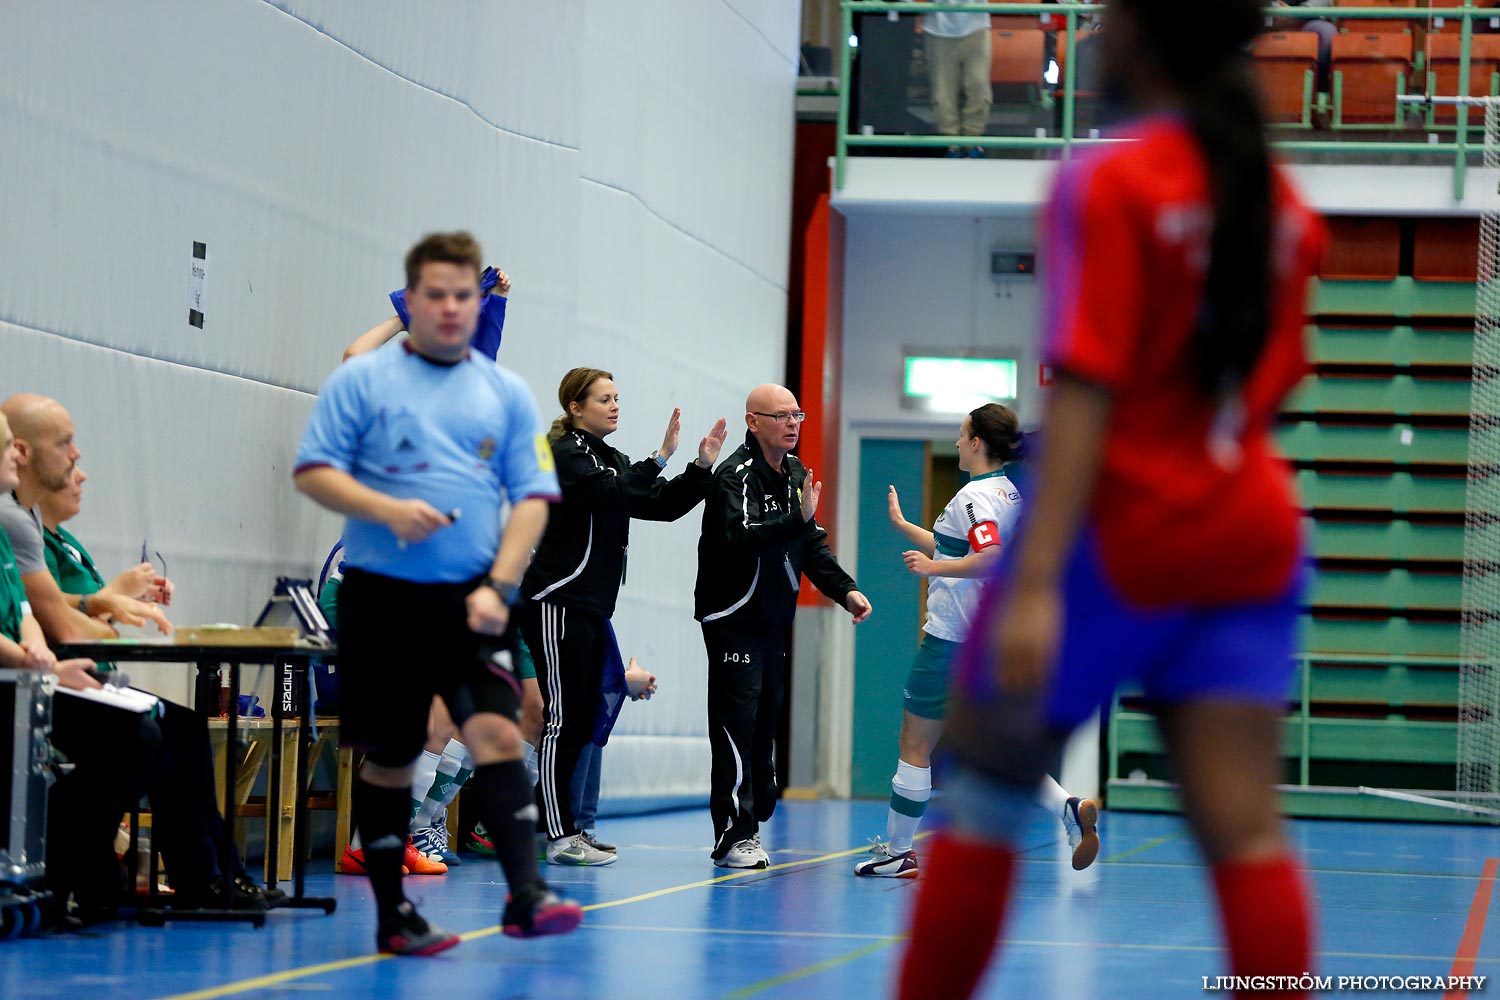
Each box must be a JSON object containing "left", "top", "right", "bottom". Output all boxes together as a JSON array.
[{"left": 518, "top": 367, "right": 727, "bottom": 859}]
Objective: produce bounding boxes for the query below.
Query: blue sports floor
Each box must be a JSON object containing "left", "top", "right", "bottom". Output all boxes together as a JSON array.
[{"left": 5, "top": 799, "right": 1500, "bottom": 999}]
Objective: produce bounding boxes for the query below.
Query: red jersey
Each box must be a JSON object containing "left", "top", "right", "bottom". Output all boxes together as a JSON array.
[{"left": 1041, "top": 116, "right": 1325, "bottom": 607}]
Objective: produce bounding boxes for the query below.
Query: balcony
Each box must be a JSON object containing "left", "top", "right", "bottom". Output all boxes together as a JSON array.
[{"left": 833, "top": 2, "right": 1500, "bottom": 203}]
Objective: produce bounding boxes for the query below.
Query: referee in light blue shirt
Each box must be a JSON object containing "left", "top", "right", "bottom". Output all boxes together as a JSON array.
[{"left": 294, "top": 232, "right": 580, "bottom": 956}]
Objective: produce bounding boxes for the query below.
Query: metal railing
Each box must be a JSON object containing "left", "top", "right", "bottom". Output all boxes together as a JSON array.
[
  {"left": 836, "top": 3, "right": 1498, "bottom": 197},
  {"left": 1108, "top": 651, "right": 1465, "bottom": 790}
]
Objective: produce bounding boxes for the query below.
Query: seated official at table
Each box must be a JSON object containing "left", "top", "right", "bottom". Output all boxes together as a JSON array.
[
  {"left": 0, "top": 409, "right": 156, "bottom": 926},
  {"left": 1, "top": 394, "right": 268, "bottom": 913}
]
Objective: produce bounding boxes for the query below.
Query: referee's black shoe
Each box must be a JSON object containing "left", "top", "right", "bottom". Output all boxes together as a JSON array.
[
  {"left": 378, "top": 901, "right": 461, "bottom": 957},
  {"left": 501, "top": 883, "right": 583, "bottom": 938}
]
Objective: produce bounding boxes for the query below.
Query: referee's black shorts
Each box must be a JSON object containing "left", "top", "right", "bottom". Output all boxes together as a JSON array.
[{"left": 337, "top": 566, "right": 523, "bottom": 767}]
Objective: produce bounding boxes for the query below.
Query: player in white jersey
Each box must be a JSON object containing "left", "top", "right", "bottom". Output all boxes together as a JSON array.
[{"left": 855, "top": 404, "right": 1099, "bottom": 878}]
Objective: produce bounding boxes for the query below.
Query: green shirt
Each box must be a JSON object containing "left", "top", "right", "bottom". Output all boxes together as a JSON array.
[
  {"left": 318, "top": 574, "right": 340, "bottom": 632},
  {"left": 0, "top": 528, "right": 27, "bottom": 643},
  {"left": 43, "top": 525, "right": 114, "bottom": 671},
  {"left": 44, "top": 525, "right": 107, "bottom": 598}
]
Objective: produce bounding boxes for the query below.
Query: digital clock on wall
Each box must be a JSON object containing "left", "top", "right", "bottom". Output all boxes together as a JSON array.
[{"left": 991, "top": 251, "right": 1036, "bottom": 276}]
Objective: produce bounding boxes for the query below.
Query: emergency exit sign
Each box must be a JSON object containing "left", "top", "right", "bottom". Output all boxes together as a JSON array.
[{"left": 903, "top": 356, "right": 1018, "bottom": 405}]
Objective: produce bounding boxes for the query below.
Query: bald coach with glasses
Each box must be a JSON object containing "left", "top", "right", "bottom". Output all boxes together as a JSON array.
[{"left": 694, "top": 384, "right": 872, "bottom": 869}]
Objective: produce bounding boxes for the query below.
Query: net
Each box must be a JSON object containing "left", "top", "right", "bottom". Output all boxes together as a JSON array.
[{"left": 1456, "top": 101, "right": 1500, "bottom": 822}]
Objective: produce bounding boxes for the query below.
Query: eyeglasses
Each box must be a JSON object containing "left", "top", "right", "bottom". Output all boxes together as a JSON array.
[
  {"left": 751, "top": 411, "right": 807, "bottom": 425},
  {"left": 141, "top": 540, "right": 166, "bottom": 580}
]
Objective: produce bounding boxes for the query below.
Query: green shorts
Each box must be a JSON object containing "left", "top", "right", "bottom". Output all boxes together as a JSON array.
[
  {"left": 516, "top": 632, "right": 537, "bottom": 681},
  {"left": 903, "top": 633, "right": 959, "bottom": 721}
]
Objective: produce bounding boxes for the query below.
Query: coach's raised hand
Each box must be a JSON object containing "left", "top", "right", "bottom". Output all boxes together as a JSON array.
[{"left": 696, "top": 417, "right": 728, "bottom": 469}]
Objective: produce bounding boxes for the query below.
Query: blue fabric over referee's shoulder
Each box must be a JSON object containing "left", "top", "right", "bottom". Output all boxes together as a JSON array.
[{"left": 388, "top": 266, "right": 506, "bottom": 361}]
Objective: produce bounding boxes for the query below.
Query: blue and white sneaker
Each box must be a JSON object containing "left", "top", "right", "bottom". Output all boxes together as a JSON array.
[
  {"left": 1062, "top": 797, "right": 1100, "bottom": 871},
  {"left": 430, "top": 810, "right": 461, "bottom": 865},
  {"left": 411, "top": 823, "right": 459, "bottom": 867},
  {"left": 853, "top": 841, "right": 919, "bottom": 878}
]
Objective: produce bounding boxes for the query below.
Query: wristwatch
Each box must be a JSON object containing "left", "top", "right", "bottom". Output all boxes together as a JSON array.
[
  {"left": 650, "top": 450, "right": 668, "bottom": 470},
  {"left": 481, "top": 577, "right": 521, "bottom": 606}
]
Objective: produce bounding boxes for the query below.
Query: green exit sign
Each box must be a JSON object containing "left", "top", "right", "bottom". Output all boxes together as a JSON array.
[{"left": 904, "top": 357, "right": 1018, "bottom": 408}]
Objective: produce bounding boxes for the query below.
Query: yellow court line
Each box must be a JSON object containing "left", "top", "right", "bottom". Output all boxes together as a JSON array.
[
  {"left": 714, "top": 828, "right": 1181, "bottom": 1000},
  {"left": 156, "top": 839, "right": 892, "bottom": 1000},
  {"left": 724, "top": 938, "right": 903, "bottom": 1000},
  {"left": 1098, "top": 829, "right": 1188, "bottom": 865},
  {"left": 156, "top": 955, "right": 398, "bottom": 1000}
]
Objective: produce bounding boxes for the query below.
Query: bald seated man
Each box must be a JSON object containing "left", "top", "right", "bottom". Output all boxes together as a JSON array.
[
  {"left": 693, "top": 384, "right": 871, "bottom": 869},
  {"left": 0, "top": 394, "right": 268, "bottom": 914},
  {"left": 0, "top": 394, "right": 169, "bottom": 641}
]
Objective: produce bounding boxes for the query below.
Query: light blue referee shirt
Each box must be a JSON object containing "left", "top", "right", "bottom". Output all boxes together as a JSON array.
[{"left": 295, "top": 343, "right": 560, "bottom": 583}]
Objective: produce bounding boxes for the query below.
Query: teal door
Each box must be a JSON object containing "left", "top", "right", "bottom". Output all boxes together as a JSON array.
[{"left": 851, "top": 439, "right": 928, "bottom": 798}]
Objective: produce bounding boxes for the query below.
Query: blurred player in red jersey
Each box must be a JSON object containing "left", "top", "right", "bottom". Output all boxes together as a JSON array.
[{"left": 896, "top": 1, "right": 1326, "bottom": 998}]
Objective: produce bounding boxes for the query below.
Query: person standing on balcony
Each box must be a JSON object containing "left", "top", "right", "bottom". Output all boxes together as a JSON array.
[{"left": 920, "top": 1, "right": 993, "bottom": 155}]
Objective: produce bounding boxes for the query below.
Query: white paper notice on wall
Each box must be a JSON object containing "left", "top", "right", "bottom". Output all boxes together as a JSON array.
[{"left": 188, "top": 241, "right": 208, "bottom": 328}]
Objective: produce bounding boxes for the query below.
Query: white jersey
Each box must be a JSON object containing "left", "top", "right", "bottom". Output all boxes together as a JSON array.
[
  {"left": 922, "top": 11, "right": 991, "bottom": 38},
  {"left": 923, "top": 470, "right": 1022, "bottom": 643}
]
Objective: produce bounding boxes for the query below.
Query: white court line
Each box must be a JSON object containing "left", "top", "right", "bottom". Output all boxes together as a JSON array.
[{"left": 1029, "top": 856, "right": 1498, "bottom": 880}]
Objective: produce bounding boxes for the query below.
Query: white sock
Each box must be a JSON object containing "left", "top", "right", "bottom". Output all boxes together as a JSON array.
[
  {"left": 1037, "top": 773, "right": 1072, "bottom": 821},
  {"left": 887, "top": 759, "right": 931, "bottom": 854},
  {"left": 451, "top": 738, "right": 473, "bottom": 771},
  {"left": 412, "top": 743, "right": 469, "bottom": 830},
  {"left": 522, "top": 740, "right": 539, "bottom": 788},
  {"left": 409, "top": 749, "right": 442, "bottom": 817},
  {"left": 435, "top": 738, "right": 472, "bottom": 810}
]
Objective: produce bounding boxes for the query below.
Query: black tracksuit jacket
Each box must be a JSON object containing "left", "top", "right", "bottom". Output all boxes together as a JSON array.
[
  {"left": 694, "top": 432, "right": 857, "bottom": 631},
  {"left": 522, "top": 428, "right": 711, "bottom": 617}
]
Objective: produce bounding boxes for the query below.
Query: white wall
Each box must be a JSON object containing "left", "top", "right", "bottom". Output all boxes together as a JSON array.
[
  {"left": 841, "top": 212, "right": 1043, "bottom": 436},
  {"left": 0, "top": 0, "right": 799, "bottom": 812}
]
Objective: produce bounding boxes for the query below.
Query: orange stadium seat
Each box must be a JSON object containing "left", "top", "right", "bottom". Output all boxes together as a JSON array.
[
  {"left": 1413, "top": 218, "right": 1480, "bottom": 282},
  {"left": 1251, "top": 32, "right": 1321, "bottom": 126},
  {"left": 1333, "top": 0, "right": 1415, "bottom": 35},
  {"left": 1331, "top": 32, "right": 1414, "bottom": 125},
  {"left": 990, "top": 28, "right": 1046, "bottom": 89},
  {"left": 1426, "top": 33, "right": 1500, "bottom": 123},
  {"left": 1320, "top": 217, "right": 1401, "bottom": 281},
  {"left": 989, "top": 0, "right": 1058, "bottom": 32}
]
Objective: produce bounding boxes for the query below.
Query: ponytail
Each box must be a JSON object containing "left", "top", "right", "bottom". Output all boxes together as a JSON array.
[
  {"left": 968, "top": 403, "right": 1025, "bottom": 464},
  {"left": 1116, "top": 0, "right": 1271, "bottom": 399},
  {"left": 551, "top": 367, "right": 614, "bottom": 442},
  {"left": 1185, "top": 61, "right": 1272, "bottom": 399}
]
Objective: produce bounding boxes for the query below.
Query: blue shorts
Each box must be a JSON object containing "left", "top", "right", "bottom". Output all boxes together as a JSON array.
[{"left": 958, "top": 530, "right": 1301, "bottom": 732}]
